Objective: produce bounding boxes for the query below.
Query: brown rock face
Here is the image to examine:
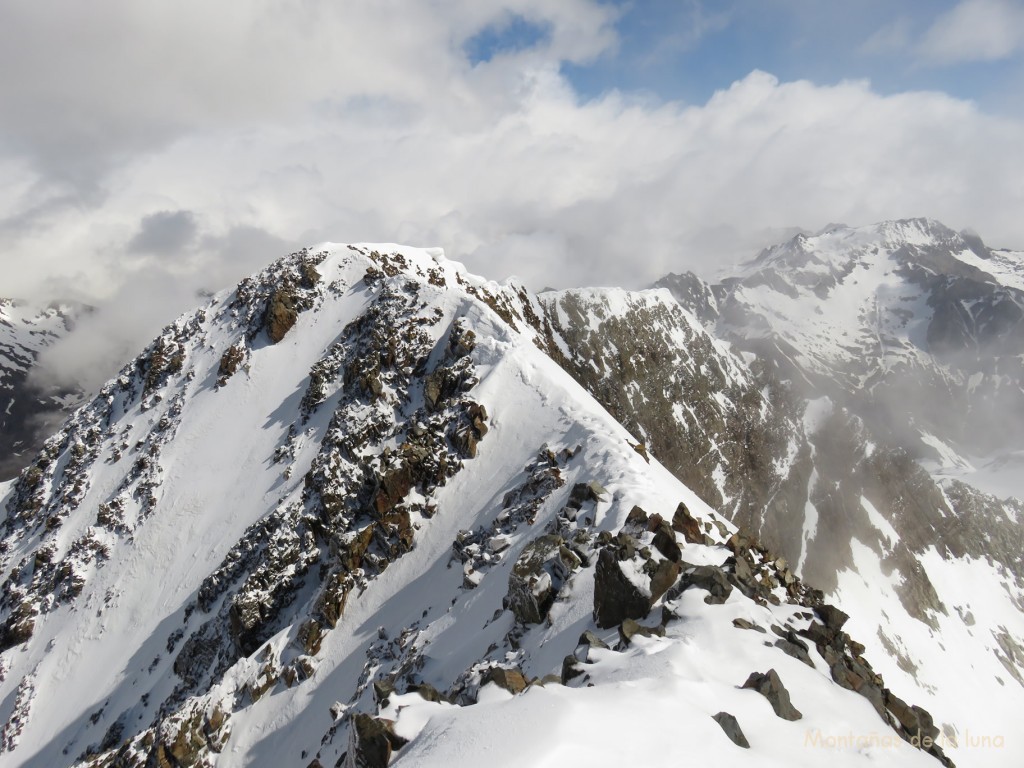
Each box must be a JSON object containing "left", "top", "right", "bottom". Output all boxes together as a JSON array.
[
  {"left": 482, "top": 666, "right": 529, "bottom": 694},
  {"left": 265, "top": 288, "right": 299, "bottom": 343},
  {"left": 671, "top": 502, "right": 704, "bottom": 545}
]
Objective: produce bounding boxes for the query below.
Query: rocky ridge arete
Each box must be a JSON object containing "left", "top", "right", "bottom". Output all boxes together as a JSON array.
[
  {"left": 650, "top": 219, "right": 1024, "bottom": 768},
  {"left": 0, "top": 245, "right": 960, "bottom": 767}
]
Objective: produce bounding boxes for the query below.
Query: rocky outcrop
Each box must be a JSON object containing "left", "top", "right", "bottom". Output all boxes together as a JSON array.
[
  {"left": 593, "top": 535, "right": 655, "bottom": 628},
  {"left": 506, "top": 534, "right": 566, "bottom": 625},
  {"left": 345, "top": 713, "right": 407, "bottom": 768},
  {"left": 741, "top": 669, "right": 802, "bottom": 721}
]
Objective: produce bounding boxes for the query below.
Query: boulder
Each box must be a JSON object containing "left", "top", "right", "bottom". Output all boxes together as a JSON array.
[
  {"left": 297, "top": 619, "right": 323, "bottom": 656},
  {"left": 423, "top": 370, "right": 444, "bottom": 411},
  {"left": 741, "top": 669, "right": 802, "bottom": 720},
  {"left": 568, "top": 480, "right": 607, "bottom": 508},
  {"left": 671, "top": 502, "right": 703, "bottom": 544},
  {"left": 815, "top": 604, "right": 850, "bottom": 632},
  {"left": 593, "top": 547, "right": 651, "bottom": 628},
  {"left": 885, "top": 692, "right": 939, "bottom": 742},
  {"left": 712, "top": 711, "right": 750, "bottom": 748},
  {"left": 732, "top": 618, "right": 766, "bottom": 633},
  {"left": 652, "top": 522, "right": 682, "bottom": 563},
  {"left": 561, "top": 654, "right": 585, "bottom": 684},
  {"left": 218, "top": 344, "right": 245, "bottom": 378},
  {"left": 481, "top": 667, "right": 528, "bottom": 695},
  {"left": 726, "top": 532, "right": 756, "bottom": 556},
  {"left": 774, "top": 638, "right": 814, "bottom": 668},
  {"left": 409, "top": 683, "right": 447, "bottom": 703},
  {"left": 373, "top": 465, "right": 413, "bottom": 516},
  {"left": 372, "top": 680, "right": 395, "bottom": 705},
  {"left": 339, "top": 525, "right": 376, "bottom": 572},
  {"left": 648, "top": 559, "right": 681, "bottom": 603},
  {"left": 624, "top": 505, "right": 649, "bottom": 529},
  {"left": 669, "top": 565, "right": 733, "bottom": 605}
]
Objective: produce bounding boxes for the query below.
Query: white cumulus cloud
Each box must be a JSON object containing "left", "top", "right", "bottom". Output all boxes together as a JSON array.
[
  {"left": 1, "top": 1, "right": 1023, "bottom": 390},
  {"left": 918, "top": 0, "right": 1024, "bottom": 63}
]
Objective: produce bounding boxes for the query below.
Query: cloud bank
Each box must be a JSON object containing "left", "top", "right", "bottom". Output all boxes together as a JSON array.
[{"left": 2, "top": 0, "right": 1023, "bottom": 390}]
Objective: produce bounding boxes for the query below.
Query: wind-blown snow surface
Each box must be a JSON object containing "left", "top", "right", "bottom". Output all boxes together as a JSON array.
[{"left": 0, "top": 246, "right": 955, "bottom": 767}]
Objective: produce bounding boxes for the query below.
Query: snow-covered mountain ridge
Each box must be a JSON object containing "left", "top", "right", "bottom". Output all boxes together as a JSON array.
[{"left": 0, "top": 245, "right": 961, "bottom": 767}]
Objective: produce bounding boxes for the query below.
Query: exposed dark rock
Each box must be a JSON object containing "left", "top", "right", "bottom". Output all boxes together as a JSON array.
[
  {"left": 347, "top": 713, "right": 407, "bottom": 768},
  {"left": 815, "top": 604, "right": 850, "bottom": 632},
  {"left": 652, "top": 521, "right": 682, "bottom": 563},
  {"left": 372, "top": 680, "right": 395, "bottom": 705},
  {"left": 593, "top": 547, "right": 652, "bottom": 628},
  {"left": 668, "top": 564, "right": 733, "bottom": 605},
  {"left": 885, "top": 692, "right": 938, "bottom": 741},
  {"left": 726, "top": 532, "right": 756, "bottom": 556},
  {"left": 732, "top": 618, "right": 766, "bottom": 633},
  {"left": 298, "top": 620, "right": 323, "bottom": 656},
  {"left": 506, "top": 535, "right": 564, "bottom": 625},
  {"left": 671, "top": 502, "right": 704, "bottom": 544},
  {"left": 298, "top": 263, "right": 321, "bottom": 289},
  {"left": 218, "top": 343, "right": 245, "bottom": 379},
  {"left": 712, "top": 711, "right": 750, "bottom": 749},
  {"left": 774, "top": 638, "right": 814, "bottom": 668},
  {"left": 741, "top": 669, "right": 802, "bottom": 720},
  {"left": 568, "top": 480, "right": 607, "bottom": 509},
  {"left": 655, "top": 271, "right": 721, "bottom": 326},
  {"left": 624, "top": 505, "right": 649, "bottom": 531},
  {"left": 453, "top": 402, "right": 489, "bottom": 459},
  {"left": 561, "top": 654, "right": 585, "bottom": 684}
]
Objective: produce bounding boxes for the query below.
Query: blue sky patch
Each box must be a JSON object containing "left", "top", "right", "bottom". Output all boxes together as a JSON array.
[
  {"left": 464, "top": 13, "right": 552, "bottom": 64},
  {"left": 560, "top": 0, "right": 1024, "bottom": 114}
]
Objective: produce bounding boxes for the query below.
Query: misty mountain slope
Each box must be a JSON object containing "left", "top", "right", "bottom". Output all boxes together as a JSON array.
[
  {"left": 713, "top": 218, "right": 1024, "bottom": 498},
  {"left": 0, "top": 299, "right": 86, "bottom": 481},
  {"left": 0, "top": 246, "right": 954, "bottom": 767}
]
